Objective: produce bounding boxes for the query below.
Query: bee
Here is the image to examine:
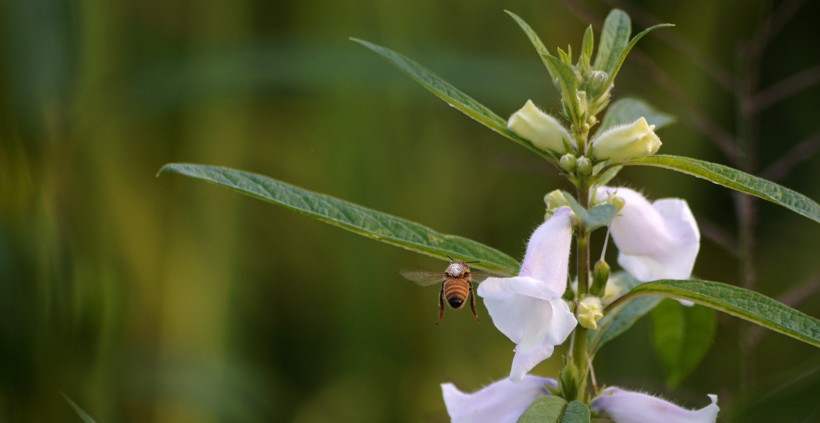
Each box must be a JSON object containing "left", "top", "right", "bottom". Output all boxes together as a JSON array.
[{"left": 402, "top": 258, "right": 486, "bottom": 324}]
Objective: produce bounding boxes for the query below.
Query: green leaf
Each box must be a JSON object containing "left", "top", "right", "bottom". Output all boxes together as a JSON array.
[
  {"left": 597, "top": 97, "right": 675, "bottom": 134},
  {"left": 580, "top": 25, "right": 594, "bottom": 68},
  {"left": 626, "top": 155, "right": 820, "bottom": 223},
  {"left": 588, "top": 272, "right": 662, "bottom": 354},
  {"left": 593, "top": 9, "right": 631, "bottom": 74},
  {"left": 518, "top": 396, "right": 567, "bottom": 423},
  {"left": 351, "top": 38, "right": 549, "bottom": 159},
  {"left": 559, "top": 401, "right": 591, "bottom": 423},
  {"left": 594, "top": 164, "right": 623, "bottom": 186},
  {"left": 158, "top": 164, "right": 519, "bottom": 275},
  {"left": 561, "top": 191, "right": 617, "bottom": 232},
  {"left": 650, "top": 299, "right": 717, "bottom": 387},
  {"left": 605, "top": 22, "right": 674, "bottom": 86},
  {"left": 610, "top": 279, "right": 820, "bottom": 348},
  {"left": 505, "top": 11, "right": 579, "bottom": 123},
  {"left": 61, "top": 393, "right": 97, "bottom": 423}
]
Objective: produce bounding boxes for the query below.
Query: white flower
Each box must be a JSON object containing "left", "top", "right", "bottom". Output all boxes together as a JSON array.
[
  {"left": 591, "top": 387, "right": 719, "bottom": 423},
  {"left": 477, "top": 207, "right": 578, "bottom": 382},
  {"left": 508, "top": 100, "right": 574, "bottom": 154},
  {"left": 590, "top": 117, "right": 662, "bottom": 162},
  {"left": 441, "top": 375, "right": 556, "bottom": 423},
  {"left": 598, "top": 187, "right": 700, "bottom": 282}
]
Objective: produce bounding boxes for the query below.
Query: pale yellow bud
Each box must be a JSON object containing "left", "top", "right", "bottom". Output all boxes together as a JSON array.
[
  {"left": 602, "top": 279, "right": 623, "bottom": 306},
  {"left": 508, "top": 100, "right": 574, "bottom": 154},
  {"left": 578, "top": 296, "right": 604, "bottom": 329},
  {"left": 544, "top": 189, "right": 569, "bottom": 210},
  {"left": 590, "top": 117, "right": 662, "bottom": 162}
]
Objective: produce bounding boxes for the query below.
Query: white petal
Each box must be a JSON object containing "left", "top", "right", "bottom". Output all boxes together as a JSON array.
[
  {"left": 591, "top": 387, "right": 719, "bottom": 423},
  {"left": 519, "top": 207, "right": 573, "bottom": 293},
  {"left": 478, "top": 277, "right": 577, "bottom": 381},
  {"left": 441, "top": 375, "right": 556, "bottom": 423},
  {"left": 598, "top": 187, "right": 700, "bottom": 281}
]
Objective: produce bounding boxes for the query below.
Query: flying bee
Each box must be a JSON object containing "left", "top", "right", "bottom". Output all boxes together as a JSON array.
[{"left": 401, "top": 258, "right": 487, "bottom": 324}]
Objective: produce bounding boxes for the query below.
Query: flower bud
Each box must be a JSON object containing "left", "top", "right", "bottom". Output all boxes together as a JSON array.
[
  {"left": 590, "top": 117, "right": 662, "bottom": 162},
  {"left": 559, "top": 154, "right": 577, "bottom": 173},
  {"left": 508, "top": 100, "right": 573, "bottom": 154},
  {"left": 578, "top": 296, "right": 604, "bottom": 329},
  {"left": 576, "top": 156, "right": 592, "bottom": 176},
  {"left": 602, "top": 279, "right": 623, "bottom": 306},
  {"left": 610, "top": 196, "right": 625, "bottom": 212},
  {"left": 544, "top": 189, "right": 569, "bottom": 210},
  {"left": 590, "top": 260, "right": 611, "bottom": 296}
]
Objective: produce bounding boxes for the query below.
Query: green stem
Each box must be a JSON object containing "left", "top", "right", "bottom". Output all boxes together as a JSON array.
[{"left": 569, "top": 178, "right": 591, "bottom": 401}]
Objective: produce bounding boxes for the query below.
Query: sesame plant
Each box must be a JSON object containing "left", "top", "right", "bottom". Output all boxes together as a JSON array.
[{"left": 158, "top": 9, "right": 819, "bottom": 422}]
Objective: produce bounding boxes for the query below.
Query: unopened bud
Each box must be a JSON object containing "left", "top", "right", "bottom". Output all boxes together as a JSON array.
[
  {"left": 578, "top": 296, "right": 604, "bottom": 329},
  {"left": 611, "top": 196, "right": 625, "bottom": 212},
  {"left": 590, "top": 117, "right": 662, "bottom": 162},
  {"left": 559, "top": 154, "right": 577, "bottom": 173},
  {"left": 544, "top": 189, "right": 569, "bottom": 210},
  {"left": 602, "top": 278, "right": 623, "bottom": 306},
  {"left": 508, "top": 100, "right": 573, "bottom": 154},
  {"left": 591, "top": 260, "right": 611, "bottom": 296},
  {"left": 576, "top": 156, "right": 592, "bottom": 176}
]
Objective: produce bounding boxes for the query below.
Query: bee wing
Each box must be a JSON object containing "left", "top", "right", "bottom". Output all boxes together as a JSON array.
[
  {"left": 470, "top": 270, "right": 493, "bottom": 284},
  {"left": 400, "top": 269, "right": 443, "bottom": 287}
]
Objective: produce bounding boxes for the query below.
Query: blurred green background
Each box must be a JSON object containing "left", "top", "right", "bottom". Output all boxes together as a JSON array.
[{"left": 1, "top": 0, "right": 818, "bottom": 421}]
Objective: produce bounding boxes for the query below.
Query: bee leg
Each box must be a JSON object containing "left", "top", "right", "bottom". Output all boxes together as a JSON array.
[
  {"left": 469, "top": 282, "right": 479, "bottom": 322},
  {"left": 436, "top": 284, "right": 445, "bottom": 325}
]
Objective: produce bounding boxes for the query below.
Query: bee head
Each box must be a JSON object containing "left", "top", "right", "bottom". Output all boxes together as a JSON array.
[{"left": 445, "top": 260, "right": 469, "bottom": 278}]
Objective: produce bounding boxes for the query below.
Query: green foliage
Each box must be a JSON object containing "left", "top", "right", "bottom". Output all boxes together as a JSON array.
[
  {"left": 597, "top": 97, "right": 675, "bottom": 134},
  {"left": 650, "top": 300, "right": 717, "bottom": 387},
  {"left": 61, "top": 393, "right": 97, "bottom": 423},
  {"left": 158, "top": 163, "right": 519, "bottom": 275},
  {"left": 626, "top": 155, "right": 820, "bottom": 223},
  {"left": 592, "top": 10, "right": 631, "bottom": 75},
  {"left": 560, "top": 401, "right": 591, "bottom": 423},
  {"left": 615, "top": 279, "right": 820, "bottom": 347},
  {"left": 517, "top": 396, "right": 591, "bottom": 423},
  {"left": 350, "top": 38, "right": 550, "bottom": 159},
  {"left": 505, "top": 11, "right": 580, "bottom": 124},
  {"left": 561, "top": 191, "right": 616, "bottom": 232},
  {"left": 587, "top": 273, "right": 662, "bottom": 354}
]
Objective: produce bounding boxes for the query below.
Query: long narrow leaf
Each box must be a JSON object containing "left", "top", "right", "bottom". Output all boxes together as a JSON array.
[
  {"left": 608, "top": 279, "right": 820, "bottom": 348},
  {"left": 505, "top": 11, "right": 579, "bottom": 122},
  {"left": 351, "top": 38, "right": 548, "bottom": 158},
  {"left": 61, "top": 393, "right": 97, "bottom": 423},
  {"left": 626, "top": 155, "right": 820, "bottom": 223},
  {"left": 593, "top": 9, "right": 631, "bottom": 74},
  {"left": 158, "top": 163, "right": 519, "bottom": 275},
  {"left": 605, "top": 22, "right": 674, "bottom": 86}
]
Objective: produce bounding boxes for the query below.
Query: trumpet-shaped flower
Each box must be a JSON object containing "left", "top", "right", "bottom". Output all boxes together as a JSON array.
[
  {"left": 477, "top": 207, "right": 577, "bottom": 382},
  {"left": 598, "top": 187, "right": 700, "bottom": 282},
  {"left": 591, "top": 387, "right": 719, "bottom": 423},
  {"left": 590, "top": 117, "right": 662, "bottom": 162},
  {"left": 508, "top": 100, "right": 574, "bottom": 154},
  {"left": 441, "top": 375, "right": 556, "bottom": 423}
]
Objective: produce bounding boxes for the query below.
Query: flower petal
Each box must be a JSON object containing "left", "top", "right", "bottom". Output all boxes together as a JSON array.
[
  {"left": 442, "top": 375, "right": 556, "bottom": 423},
  {"left": 519, "top": 207, "right": 573, "bottom": 292},
  {"left": 478, "top": 277, "right": 576, "bottom": 381},
  {"left": 591, "top": 387, "right": 719, "bottom": 423},
  {"left": 598, "top": 187, "right": 700, "bottom": 281}
]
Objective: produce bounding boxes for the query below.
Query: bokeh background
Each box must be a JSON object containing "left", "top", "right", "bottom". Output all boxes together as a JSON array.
[{"left": 2, "top": 0, "right": 819, "bottom": 421}]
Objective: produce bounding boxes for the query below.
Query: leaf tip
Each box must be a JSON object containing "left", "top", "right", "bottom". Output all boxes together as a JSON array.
[{"left": 156, "top": 163, "right": 179, "bottom": 178}]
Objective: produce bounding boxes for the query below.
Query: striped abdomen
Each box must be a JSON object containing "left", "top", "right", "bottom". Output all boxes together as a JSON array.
[{"left": 443, "top": 278, "right": 471, "bottom": 309}]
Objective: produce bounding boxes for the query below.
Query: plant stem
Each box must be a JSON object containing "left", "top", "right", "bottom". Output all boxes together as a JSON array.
[{"left": 569, "top": 176, "right": 591, "bottom": 401}]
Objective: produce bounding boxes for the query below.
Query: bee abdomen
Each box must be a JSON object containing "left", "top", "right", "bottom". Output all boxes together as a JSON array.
[{"left": 443, "top": 281, "right": 470, "bottom": 309}]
